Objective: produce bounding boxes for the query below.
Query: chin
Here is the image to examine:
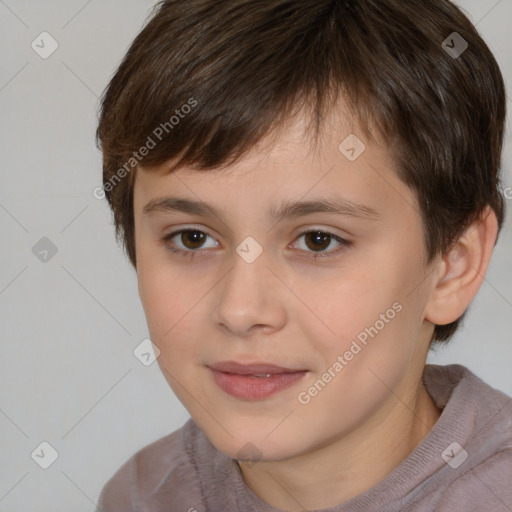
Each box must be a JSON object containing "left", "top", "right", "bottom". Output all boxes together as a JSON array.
[{"left": 197, "top": 416, "right": 306, "bottom": 463}]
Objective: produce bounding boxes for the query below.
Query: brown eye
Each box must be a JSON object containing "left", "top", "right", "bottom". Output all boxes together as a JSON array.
[
  {"left": 162, "top": 228, "right": 351, "bottom": 261},
  {"left": 179, "top": 230, "right": 207, "bottom": 249},
  {"left": 303, "top": 231, "right": 332, "bottom": 252},
  {"left": 161, "top": 228, "right": 217, "bottom": 259},
  {"left": 293, "top": 230, "right": 351, "bottom": 259}
]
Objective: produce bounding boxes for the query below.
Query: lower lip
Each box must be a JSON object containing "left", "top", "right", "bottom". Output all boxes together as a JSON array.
[{"left": 210, "top": 369, "right": 307, "bottom": 400}]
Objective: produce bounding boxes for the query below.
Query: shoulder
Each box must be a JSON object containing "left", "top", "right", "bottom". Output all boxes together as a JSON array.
[
  {"left": 95, "top": 419, "right": 201, "bottom": 512},
  {"left": 424, "top": 363, "right": 511, "bottom": 419},
  {"left": 436, "top": 448, "right": 512, "bottom": 511},
  {"left": 428, "top": 364, "right": 512, "bottom": 511}
]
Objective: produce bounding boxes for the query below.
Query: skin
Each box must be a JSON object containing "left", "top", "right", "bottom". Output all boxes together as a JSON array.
[{"left": 132, "top": 105, "right": 497, "bottom": 511}]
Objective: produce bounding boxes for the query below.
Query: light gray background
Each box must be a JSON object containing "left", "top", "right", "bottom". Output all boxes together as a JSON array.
[{"left": 0, "top": 1, "right": 510, "bottom": 510}]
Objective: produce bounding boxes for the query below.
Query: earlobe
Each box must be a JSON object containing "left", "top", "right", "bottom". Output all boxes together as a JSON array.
[{"left": 424, "top": 206, "right": 498, "bottom": 326}]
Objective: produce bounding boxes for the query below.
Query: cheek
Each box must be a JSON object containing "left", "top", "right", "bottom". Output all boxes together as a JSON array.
[
  {"left": 137, "top": 254, "right": 201, "bottom": 350},
  {"left": 306, "top": 268, "right": 395, "bottom": 350},
  {"left": 310, "top": 250, "right": 424, "bottom": 366}
]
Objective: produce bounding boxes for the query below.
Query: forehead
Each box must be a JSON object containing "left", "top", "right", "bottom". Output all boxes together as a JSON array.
[{"left": 133, "top": 107, "right": 418, "bottom": 225}]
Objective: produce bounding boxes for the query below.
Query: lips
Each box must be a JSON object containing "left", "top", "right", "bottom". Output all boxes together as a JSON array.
[
  {"left": 209, "top": 361, "right": 304, "bottom": 375},
  {"left": 208, "top": 361, "right": 308, "bottom": 400}
]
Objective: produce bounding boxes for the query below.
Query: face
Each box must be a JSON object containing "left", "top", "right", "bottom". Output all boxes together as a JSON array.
[{"left": 133, "top": 109, "right": 436, "bottom": 463}]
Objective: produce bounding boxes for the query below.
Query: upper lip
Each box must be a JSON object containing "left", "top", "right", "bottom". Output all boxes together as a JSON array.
[{"left": 209, "top": 361, "right": 306, "bottom": 375}]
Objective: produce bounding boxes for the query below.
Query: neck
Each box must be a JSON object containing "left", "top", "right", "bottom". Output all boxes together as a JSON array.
[{"left": 238, "top": 377, "right": 442, "bottom": 511}]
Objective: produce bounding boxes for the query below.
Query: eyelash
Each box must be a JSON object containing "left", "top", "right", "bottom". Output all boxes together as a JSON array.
[{"left": 160, "top": 227, "right": 352, "bottom": 261}]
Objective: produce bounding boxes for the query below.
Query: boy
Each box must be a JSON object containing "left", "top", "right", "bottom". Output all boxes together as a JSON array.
[{"left": 94, "top": 0, "right": 512, "bottom": 510}]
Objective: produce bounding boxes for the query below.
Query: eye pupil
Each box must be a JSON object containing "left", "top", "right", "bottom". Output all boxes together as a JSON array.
[
  {"left": 182, "top": 230, "right": 205, "bottom": 249},
  {"left": 305, "top": 231, "right": 330, "bottom": 251}
]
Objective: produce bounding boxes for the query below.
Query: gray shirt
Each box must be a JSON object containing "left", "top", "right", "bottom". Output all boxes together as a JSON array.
[{"left": 96, "top": 364, "right": 512, "bottom": 511}]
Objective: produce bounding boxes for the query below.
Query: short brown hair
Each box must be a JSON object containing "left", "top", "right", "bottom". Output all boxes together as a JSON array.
[{"left": 96, "top": 0, "right": 507, "bottom": 343}]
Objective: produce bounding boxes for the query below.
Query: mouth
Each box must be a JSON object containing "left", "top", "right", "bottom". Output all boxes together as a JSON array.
[{"left": 208, "top": 361, "right": 308, "bottom": 400}]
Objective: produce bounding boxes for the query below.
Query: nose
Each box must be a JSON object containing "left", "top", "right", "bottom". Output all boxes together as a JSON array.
[{"left": 212, "top": 248, "right": 287, "bottom": 338}]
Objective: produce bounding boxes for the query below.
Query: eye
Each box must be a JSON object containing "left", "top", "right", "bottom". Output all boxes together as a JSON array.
[
  {"left": 292, "top": 230, "right": 351, "bottom": 259},
  {"left": 160, "top": 228, "right": 352, "bottom": 260},
  {"left": 161, "top": 228, "right": 218, "bottom": 259}
]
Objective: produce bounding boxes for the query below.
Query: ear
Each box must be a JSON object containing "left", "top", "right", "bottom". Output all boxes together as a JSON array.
[{"left": 424, "top": 206, "right": 499, "bottom": 326}]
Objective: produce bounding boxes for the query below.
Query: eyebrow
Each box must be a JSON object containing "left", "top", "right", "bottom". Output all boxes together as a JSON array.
[{"left": 142, "top": 196, "right": 380, "bottom": 222}]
